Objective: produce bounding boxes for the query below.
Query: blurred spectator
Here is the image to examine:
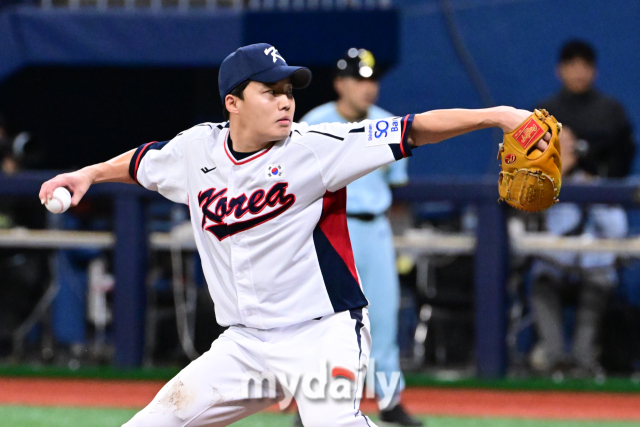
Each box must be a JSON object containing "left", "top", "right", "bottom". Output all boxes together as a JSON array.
[
  {"left": 529, "top": 126, "right": 629, "bottom": 377},
  {"left": 528, "top": 40, "right": 637, "bottom": 377},
  {"left": 539, "top": 40, "right": 635, "bottom": 178},
  {"left": 0, "top": 115, "right": 46, "bottom": 226},
  {"left": 0, "top": 114, "right": 49, "bottom": 357},
  {"left": 0, "top": 113, "right": 45, "bottom": 175},
  {"left": 0, "top": 114, "right": 14, "bottom": 175}
]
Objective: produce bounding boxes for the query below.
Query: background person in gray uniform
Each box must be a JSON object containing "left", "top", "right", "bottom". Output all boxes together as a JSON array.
[{"left": 301, "top": 48, "right": 421, "bottom": 427}]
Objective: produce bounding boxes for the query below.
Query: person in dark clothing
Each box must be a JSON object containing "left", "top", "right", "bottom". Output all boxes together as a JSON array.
[
  {"left": 538, "top": 40, "right": 635, "bottom": 178},
  {"left": 529, "top": 40, "right": 636, "bottom": 377}
]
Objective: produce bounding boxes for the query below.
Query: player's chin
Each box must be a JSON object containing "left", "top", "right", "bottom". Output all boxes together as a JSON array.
[{"left": 271, "top": 124, "right": 291, "bottom": 139}]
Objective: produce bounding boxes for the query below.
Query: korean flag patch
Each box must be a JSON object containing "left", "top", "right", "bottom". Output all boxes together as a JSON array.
[{"left": 267, "top": 164, "right": 285, "bottom": 179}]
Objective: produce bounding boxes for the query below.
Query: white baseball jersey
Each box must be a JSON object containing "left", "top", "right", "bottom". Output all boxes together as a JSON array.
[{"left": 129, "top": 115, "right": 414, "bottom": 329}]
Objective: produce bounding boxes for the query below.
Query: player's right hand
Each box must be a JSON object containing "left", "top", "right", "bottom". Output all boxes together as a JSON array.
[{"left": 39, "top": 169, "right": 93, "bottom": 207}]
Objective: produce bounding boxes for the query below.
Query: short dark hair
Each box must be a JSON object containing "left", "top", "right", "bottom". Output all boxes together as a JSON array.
[
  {"left": 559, "top": 40, "right": 596, "bottom": 65},
  {"left": 222, "top": 80, "right": 251, "bottom": 120}
]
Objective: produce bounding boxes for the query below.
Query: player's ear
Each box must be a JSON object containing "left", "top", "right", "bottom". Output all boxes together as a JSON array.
[{"left": 225, "top": 94, "right": 241, "bottom": 116}]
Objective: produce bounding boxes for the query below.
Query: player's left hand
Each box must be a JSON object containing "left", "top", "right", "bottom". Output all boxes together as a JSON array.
[
  {"left": 536, "top": 133, "right": 550, "bottom": 151},
  {"left": 497, "top": 109, "right": 562, "bottom": 212},
  {"left": 498, "top": 107, "right": 533, "bottom": 131},
  {"left": 499, "top": 107, "right": 550, "bottom": 151}
]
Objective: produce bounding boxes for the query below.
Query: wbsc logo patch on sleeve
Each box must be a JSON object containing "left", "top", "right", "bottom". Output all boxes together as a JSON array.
[{"left": 366, "top": 117, "right": 401, "bottom": 147}]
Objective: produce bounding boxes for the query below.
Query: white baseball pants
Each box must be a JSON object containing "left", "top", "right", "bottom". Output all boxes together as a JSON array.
[{"left": 123, "top": 308, "right": 376, "bottom": 427}]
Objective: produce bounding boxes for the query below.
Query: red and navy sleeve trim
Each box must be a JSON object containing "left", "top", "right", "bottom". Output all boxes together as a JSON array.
[
  {"left": 128, "top": 140, "right": 170, "bottom": 184},
  {"left": 389, "top": 114, "right": 415, "bottom": 161}
]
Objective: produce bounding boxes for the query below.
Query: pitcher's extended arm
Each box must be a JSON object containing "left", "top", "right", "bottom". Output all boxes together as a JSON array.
[{"left": 39, "top": 149, "right": 136, "bottom": 207}]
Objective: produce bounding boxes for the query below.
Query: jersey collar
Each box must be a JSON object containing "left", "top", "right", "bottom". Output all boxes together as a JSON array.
[{"left": 223, "top": 129, "right": 274, "bottom": 165}]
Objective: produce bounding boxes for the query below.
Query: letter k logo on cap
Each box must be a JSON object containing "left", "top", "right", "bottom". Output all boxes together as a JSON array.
[{"left": 264, "top": 46, "right": 285, "bottom": 63}]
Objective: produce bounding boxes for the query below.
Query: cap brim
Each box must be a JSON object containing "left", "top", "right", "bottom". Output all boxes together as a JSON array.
[{"left": 251, "top": 66, "right": 312, "bottom": 89}]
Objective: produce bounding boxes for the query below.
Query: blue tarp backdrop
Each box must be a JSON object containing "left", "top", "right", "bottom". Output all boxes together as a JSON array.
[
  {"left": 0, "top": 8, "right": 398, "bottom": 80},
  {"left": 0, "top": 1, "right": 639, "bottom": 176},
  {"left": 381, "top": 0, "right": 640, "bottom": 177}
]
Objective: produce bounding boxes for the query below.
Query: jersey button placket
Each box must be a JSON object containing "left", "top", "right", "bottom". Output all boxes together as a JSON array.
[
  {"left": 229, "top": 169, "right": 259, "bottom": 325},
  {"left": 228, "top": 169, "right": 248, "bottom": 320}
]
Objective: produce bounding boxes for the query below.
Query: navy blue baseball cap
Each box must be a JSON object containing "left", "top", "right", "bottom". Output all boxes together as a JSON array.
[{"left": 218, "top": 43, "right": 312, "bottom": 102}]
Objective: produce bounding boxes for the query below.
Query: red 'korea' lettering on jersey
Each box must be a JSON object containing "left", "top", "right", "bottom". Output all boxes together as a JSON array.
[{"left": 198, "top": 182, "right": 296, "bottom": 240}]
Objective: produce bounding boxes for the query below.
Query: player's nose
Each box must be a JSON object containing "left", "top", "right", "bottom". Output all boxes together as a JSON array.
[{"left": 277, "top": 94, "right": 291, "bottom": 110}]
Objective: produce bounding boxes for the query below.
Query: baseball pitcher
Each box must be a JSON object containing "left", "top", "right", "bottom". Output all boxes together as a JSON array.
[{"left": 40, "top": 44, "right": 554, "bottom": 427}]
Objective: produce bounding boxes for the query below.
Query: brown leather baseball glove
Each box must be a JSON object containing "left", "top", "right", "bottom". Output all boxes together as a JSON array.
[{"left": 497, "top": 109, "right": 562, "bottom": 212}]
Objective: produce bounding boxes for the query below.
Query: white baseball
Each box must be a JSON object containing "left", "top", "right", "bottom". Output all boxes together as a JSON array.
[{"left": 45, "top": 187, "right": 72, "bottom": 214}]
